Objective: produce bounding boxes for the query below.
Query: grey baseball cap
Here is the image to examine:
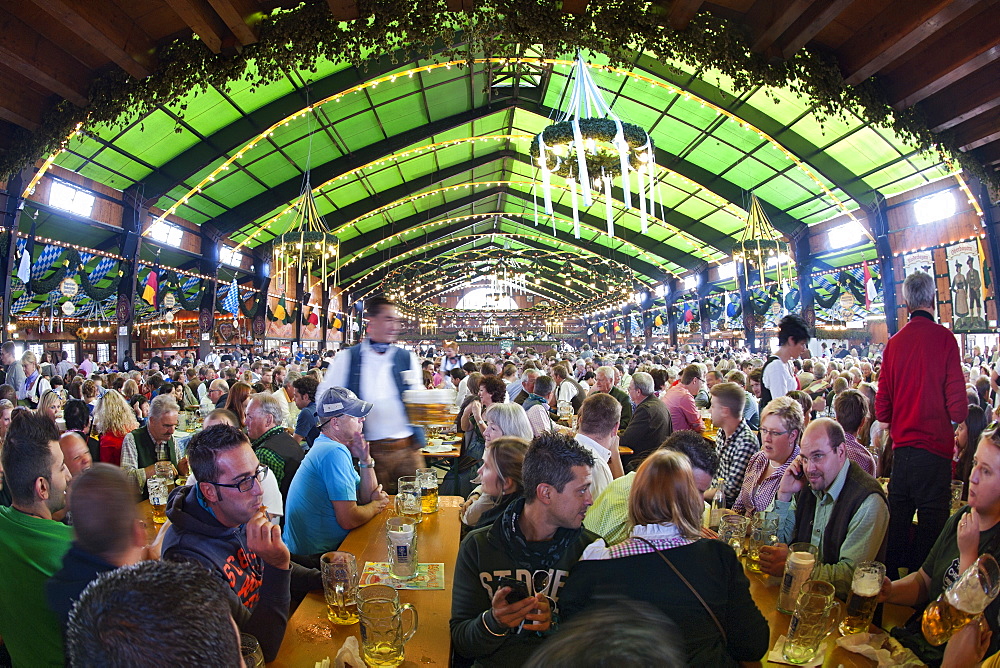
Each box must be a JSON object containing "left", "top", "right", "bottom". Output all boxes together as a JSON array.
[{"left": 316, "top": 386, "right": 373, "bottom": 419}]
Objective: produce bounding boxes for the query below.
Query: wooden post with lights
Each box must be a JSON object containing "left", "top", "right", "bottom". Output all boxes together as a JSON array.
[
  {"left": 793, "top": 230, "right": 815, "bottom": 334},
  {"left": 199, "top": 226, "right": 220, "bottom": 361},
  {"left": 116, "top": 185, "right": 145, "bottom": 365},
  {"left": 0, "top": 169, "right": 30, "bottom": 339},
  {"left": 737, "top": 262, "right": 756, "bottom": 352},
  {"left": 666, "top": 277, "right": 680, "bottom": 347},
  {"left": 252, "top": 246, "right": 270, "bottom": 349},
  {"left": 864, "top": 193, "right": 898, "bottom": 335}
]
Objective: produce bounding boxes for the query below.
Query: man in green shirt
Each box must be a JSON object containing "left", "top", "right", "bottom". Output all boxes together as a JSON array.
[
  {"left": 760, "top": 418, "right": 889, "bottom": 599},
  {"left": 0, "top": 411, "right": 74, "bottom": 666}
]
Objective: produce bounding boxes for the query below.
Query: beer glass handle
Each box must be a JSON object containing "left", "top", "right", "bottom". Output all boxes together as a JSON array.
[
  {"left": 824, "top": 601, "right": 843, "bottom": 637},
  {"left": 394, "top": 495, "right": 403, "bottom": 515},
  {"left": 399, "top": 603, "right": 418, "bottom": 642},
  {"left": 334, "top": 582, "right": 346, "bottom": 613}
]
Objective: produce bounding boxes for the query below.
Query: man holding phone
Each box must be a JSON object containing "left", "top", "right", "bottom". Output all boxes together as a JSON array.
[
  {"left": 758, "top": 418, "right": 889, "bottom": 599},
  {"left": 451, "top": 431, "right": 597, "bottom": 667}
]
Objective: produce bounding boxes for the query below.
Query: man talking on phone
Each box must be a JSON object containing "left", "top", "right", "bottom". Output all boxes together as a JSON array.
[
  {"left": 758, "top": 418, "right": 889, "bottom": 599},
  {"left": 451, "top": 431, "right": 597, "bottom": 666}
]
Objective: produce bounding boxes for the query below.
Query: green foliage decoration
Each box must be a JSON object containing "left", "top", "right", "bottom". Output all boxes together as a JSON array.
[
  {"left": 528, "top": 119, "right": 650, "bottom": 179},
  {"left": 0, "top": 0, "right": 994, "bottom": 189}
]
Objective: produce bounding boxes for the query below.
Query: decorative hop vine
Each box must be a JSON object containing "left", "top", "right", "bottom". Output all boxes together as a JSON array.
[{"left": 0, "top": 0, "right": 994, "bottom": 188}]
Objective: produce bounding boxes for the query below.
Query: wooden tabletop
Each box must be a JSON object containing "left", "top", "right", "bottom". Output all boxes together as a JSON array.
[
  {"left": 747, "top": 565, "right": 913, "bottom": 666},
  {"left": 268, "top": 497, "right": 463, "bottom": 667}
]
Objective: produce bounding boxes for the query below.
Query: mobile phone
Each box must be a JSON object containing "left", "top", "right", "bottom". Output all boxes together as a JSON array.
[{"left": 497, "top": 576, "right": 530, "bottom": 604}]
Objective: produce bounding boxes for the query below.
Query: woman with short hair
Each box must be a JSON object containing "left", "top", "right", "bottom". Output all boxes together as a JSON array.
[
  {"left": 732, "top": 396, "right": 803, "bottom": 516},
  {"left": 560, "top": 449, "right": 768, "bottom": 666}
]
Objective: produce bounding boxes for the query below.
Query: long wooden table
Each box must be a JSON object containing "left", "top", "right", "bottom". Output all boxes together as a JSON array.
[
  {"left": 269, "top": 497, "right": 463, "bottom": 667},
  {"left": 747, "top": 565, "right": 913, "bottom": 667}
]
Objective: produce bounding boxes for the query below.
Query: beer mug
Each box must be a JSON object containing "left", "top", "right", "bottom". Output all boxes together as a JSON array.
[
  {"left": 416, "top": 467, "right": 439, "bottom": 514},
  {"left": 358, "top": 585, "right": 418, "bottom": 667},
  {"left": 154, "top": 461, "right": 176, "bottom": 496},
  {"left": 839, "top": 561, "right": 885, "bottom": 635},
  {"left": 951, "top": 480, "right": 965, "bottom": 507},
  {"left": 923, "top": 553, "right": 1000, "bottom": 645},
  {"left": 557, "top": 401, "right": 573, "bottom": 424},
  {"left": 783, "top": 580, "right": 842, "bottom": 664},
  {"left": 395, "top": 476, "right": 422, "bottom": 524},
  {"left": 745, "top": 511, "right": 779, "bottom": 573},
  {"left": 719, "top": 515, "right": 749, "bottom": 557},
  {"left": 386, "top": 517, "right": 419, "bottom": 580},
  {"left": 320, "top": 551, "right": 360, "bottom": 625},
  {"left": 778, "top": 543, "right": 818, "bottom": 614},
  {"left": 147, "top": 478, "right": 167, "bottom": 524}
]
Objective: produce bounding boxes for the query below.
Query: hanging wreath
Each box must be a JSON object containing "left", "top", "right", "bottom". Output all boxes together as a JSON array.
[
  {"left": 164, "top": 270, "right": 204, "bottom": 311},
  {"left": 239, "top": 294, "right": 263, "bottom": 318},
  {"left": 78, "top": 255, "right": 120, "bottom": 301},
  {"left": 28, "top": 247, "right": 77, "bottom": 295}
]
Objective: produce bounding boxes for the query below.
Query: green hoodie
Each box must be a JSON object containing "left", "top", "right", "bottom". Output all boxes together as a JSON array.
[{"left": 450, "top": 498, "right": 598, "bottom": 667}]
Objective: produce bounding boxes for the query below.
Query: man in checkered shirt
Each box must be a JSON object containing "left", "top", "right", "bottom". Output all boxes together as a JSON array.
[{"left": 709, "top": 382, "right": 758, "bottom": 508}]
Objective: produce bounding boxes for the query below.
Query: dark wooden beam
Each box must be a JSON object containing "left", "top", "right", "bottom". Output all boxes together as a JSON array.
[
  {"left": 840, "top": 0, "right": 979, "bottom": 86},
  {"left": 205, "top": 0, "right": 258, "bottom": 47},
  {"left": 0, "top": 64, "right": 49, "bottom": 131},
  {"left": 954, "top": 106, "right": 1000, "bottom": 151},
  {"left": 27, "top": 0, "right": 155, "bottom": 79},
  {"left": 775, "top": 0, "right": 854, "bottom": 59},
  {"left": 922, "top": 59, "right": 1000, "bottom": 133},
  {"left": 0, "top": 12, "right": 89, "bottom": 107},
  {"left": 326, "top": 0, "right": 359, "bottom": 20},
  {"left": 162, "top": 0, "right": 227, "bottom": 53},
  {"left": 976, "top": 141, "right": 1000, "bottom": 165},
  {"left": 667, "top": 0, "right": 704, "bottom": 29},
  {"left": 561, "top": 0, "right": 588, "bottom": 13},
  {"left": 883, "top": 2, "right": 1000, "bottom": 108},
  {"left": 745, "top": 0, "right": 814, "bottom": 54}
]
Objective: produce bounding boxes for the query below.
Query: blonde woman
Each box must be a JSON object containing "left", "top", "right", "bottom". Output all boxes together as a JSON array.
[
  {"left": 93, "top": 389, "right": 140, "bottom": 466},
  {"left": 732, "top": 396, "right": 804, "bottom": 516},
  {"left": 36, "top": 390, "right": 62, "bottom": 424},
  {"left": 121, "top": 379, "right": 140, "bottom": 401},
  {"left": 19, "top": 351, "right": 51, "bottom": 408}
]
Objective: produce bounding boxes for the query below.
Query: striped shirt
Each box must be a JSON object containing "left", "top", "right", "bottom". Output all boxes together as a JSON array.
[
  {"left": 843, "top": 433, "right": 876, "bottom": 476},
  {"left": 732, "top": 444, "right": 800, "bottom": 516}
]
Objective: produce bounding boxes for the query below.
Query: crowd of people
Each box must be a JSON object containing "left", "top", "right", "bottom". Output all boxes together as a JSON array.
[{"left": 1, "top": 271, "right": 999, "bottom": 666}]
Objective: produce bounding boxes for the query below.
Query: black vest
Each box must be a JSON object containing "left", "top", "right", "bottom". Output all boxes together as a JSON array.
[
  {"left": 792, "top": 460, "right": 887, "bottom": 565},
  {"left": 131, "top": 426, "right": 175, "bottom": 499}
]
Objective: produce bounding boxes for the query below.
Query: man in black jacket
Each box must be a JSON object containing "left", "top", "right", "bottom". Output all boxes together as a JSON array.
[
  {"left": 619, "top": 371, "right": 672, "bottom": 458},
  {"left": 451, "top": 431, "right": 598, "bottom": 667},
  {"left": 162, "top": 424, "right": 320, "bottom": 662}
]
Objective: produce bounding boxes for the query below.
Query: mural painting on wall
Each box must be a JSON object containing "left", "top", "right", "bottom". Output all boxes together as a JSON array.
[
  {"left": 902, "top": 250, "right": 938, "bottom": 321},
  {"left": 946, "top": 240, "right": 988, "bottom": 332},
  {"left": 301, "top": 279, "right": 323, "bottom": 341}
]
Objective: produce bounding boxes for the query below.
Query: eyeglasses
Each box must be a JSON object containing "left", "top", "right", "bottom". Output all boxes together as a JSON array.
[
  {"left": 759, "top": 428, "right": 791, "bottom": 438},
  {"left": 208, "top": 465, "right": 268, "bottom": 493}
]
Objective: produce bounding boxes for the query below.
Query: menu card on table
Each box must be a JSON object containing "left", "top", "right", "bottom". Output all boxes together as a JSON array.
[{"left": 360, "top": 562, "right": 445, "bottom": 590}]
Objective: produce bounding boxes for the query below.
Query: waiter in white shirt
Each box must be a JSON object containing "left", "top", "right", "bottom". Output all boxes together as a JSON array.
[{"left": 319, "top": 297, "right": 424, "bottom": 494}]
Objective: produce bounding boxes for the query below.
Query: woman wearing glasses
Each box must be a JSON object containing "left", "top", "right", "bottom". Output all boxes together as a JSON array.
[{"left": 732, "top": 396, "right": 804, "bottom": 516}]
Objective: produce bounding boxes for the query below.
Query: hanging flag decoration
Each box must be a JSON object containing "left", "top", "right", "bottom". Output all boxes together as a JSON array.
[
  {"left": 529, "top": 52, "right": 656, "bottom": 242},
  {"left": 863, "top": 261, "right": 876, "bottom": 310},
  {"left": 333, "top": 314, "right": 343, "bottom": 330},
  {"left": 142, "top": 268, "right": 158, "bottom": 306},
  {"left": 653, "top": 312, "right": 663, "bottom": 327},
  {"left": 222, "top": 278, "right": 240, "bottom": 317},
  {"left": 273, "top": 295, "right": 289, "bottom": 323}
]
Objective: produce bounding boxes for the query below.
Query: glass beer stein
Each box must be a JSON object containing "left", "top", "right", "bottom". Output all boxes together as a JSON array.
[
  {"left": 839, "top": 561, "right": 885, "bottom": 635},
  {"left": 358, "top": 585, "right": 418, "bottom": 667},
  {"left": 783, "top": 580, "right": 841, "bottom": 664},
  {"left": 320, "top": 551, "right": 360, "bottom": 625},
  {"left": 923, "top": 553, "right": 1000, "bottom": 645},
  {"left": 718, "top": 515, "right": 749, "bottom": 557},
  {"left": 416, "top": 467, "right": 439, "bottom": 514},
  {"left": 395, "top": 476, "right": 423, "bottom": 524},
  {"left": 386, "top": 516, "right": 419, "bottom": 580}
]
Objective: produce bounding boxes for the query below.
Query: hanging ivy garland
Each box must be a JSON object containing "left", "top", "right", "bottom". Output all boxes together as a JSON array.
[
  {"left": 239, "top": 294, "right": 263, "bottom": 319},
  {"left": 160, "top": 270, "right": 205, "bottom": 311},
  {"left": 27, "top": 247, "right": 77, "bottom": 295},
  {"left": 78, "top": 256, "right": 120, "bottom": 301},
  {"left": 0, "top": 0, "right": 995, "bottom": 189}
]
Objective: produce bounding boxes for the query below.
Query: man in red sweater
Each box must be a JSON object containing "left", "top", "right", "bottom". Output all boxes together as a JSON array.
[{"left": 875, "top": 271, "right": 969, "bottom": 579}]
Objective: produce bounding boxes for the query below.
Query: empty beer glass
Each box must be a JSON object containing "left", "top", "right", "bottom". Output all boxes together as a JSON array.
[
  {"left": 719, "top": 515, "right": 749, "bottom": 557},
  {"left": 386, "top": 516, "right": 419, "bottom": 580},
  {"left": 783, "top": 580, "right": 841, "bottom": 664},
  {"left": 923, "top": 553, "right": 1000, "bottom": 645},
  {"left": 358, "top": 585, "right": 418, "bottom": 667},
  {"left": 839, "top": 561, "right": 885, "bottom": 635},
  {"left": 320, "top": 551, "right": 360, "bottom": 625},
  {"left": 395, "top": 476, "right": 422, "bottom": 524}
]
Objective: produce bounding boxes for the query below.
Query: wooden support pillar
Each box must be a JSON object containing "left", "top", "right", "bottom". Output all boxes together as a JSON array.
[
  {"left": 697, "top": 267, "right": 711, "bottom": 338},
  {"left": 0, "top": 169, "right": 30, "bottom": 338},
  {"left": 199, "top": 227, "right": 220, "bottom": 360},
  {"left": 666, "top": 277, "right": 680, "bottom": 347},
  {"left": 737, "top": 263, "right": 756, "bottom": 353},
  {"left": 794, "top": 230, "right": 815, "bottom": 333},
  {"left": 968, "top": 178, "right": 1000, "bottom": 326},
  {"left": 251, "top": 246, "right": 270, "bottom": 347},
  {"left": 116, "top": 185, "right": 144, "bottom": 365},
  {"left": 865, "top": 194, "right": 898, "bottom": 335}
]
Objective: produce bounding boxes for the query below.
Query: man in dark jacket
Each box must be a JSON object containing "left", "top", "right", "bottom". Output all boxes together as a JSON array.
[
  {"left": 759, "top": 418, "right": 889, "bottom": 600},
  {"left": 451, "top": 431, "right": 598, "bottom": 667},
  {"left": 46, "top": 464, "right": 146, "bottom": 626},
  {"left": 619, "top": 371, "right": 672, "bottom": 458},
  {"left": 246, "top": 392, "right": 304, "bottom": 505},
  {"left": 162, "top": 424, "right": 319, "bottom": 662},
  {"left": 592, "top": 366, "right": 632, "bottom": 430}
]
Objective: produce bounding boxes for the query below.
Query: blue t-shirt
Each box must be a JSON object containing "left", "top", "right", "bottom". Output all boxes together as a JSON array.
[
  {"left": 295, "top": 401, "right": 317, "bottom": 440},
  {"left": 282, "top": 434, "right": 360, "bottom": 556}
]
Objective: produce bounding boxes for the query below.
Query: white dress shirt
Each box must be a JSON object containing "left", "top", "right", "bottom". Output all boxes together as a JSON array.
[{"left": 574, "top": 433, "right": 614, "bottom": 500}]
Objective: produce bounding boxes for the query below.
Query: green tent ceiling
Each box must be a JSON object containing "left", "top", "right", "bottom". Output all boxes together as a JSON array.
[{"left": 47, "top": 47, "right": 953, "bottom": 298}]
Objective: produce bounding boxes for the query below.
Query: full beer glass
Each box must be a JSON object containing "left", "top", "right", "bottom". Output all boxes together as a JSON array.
[
  {"left": 745, "top": 511, "right": 779, "bottom": 573},
  {"left": 416, "top": 468, "right": 438, "bottom": 514},
  {"left": 923, "top": 553, "right": 1000, "bottom": 645},
  {"left": 321, "top": 551, "right": 360, "bottom": 625},
  {"left": 839, "top": 561, "right": 885, "bottom": 635},
  {"left": 783, "top": 580, "right": 841, "bottom": 664},
  {"left": 358, "top": 585, "right": 418, "bottom": 667},
  {"left": 148, "top": 478, "right": 167, "bottom": 524}
]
